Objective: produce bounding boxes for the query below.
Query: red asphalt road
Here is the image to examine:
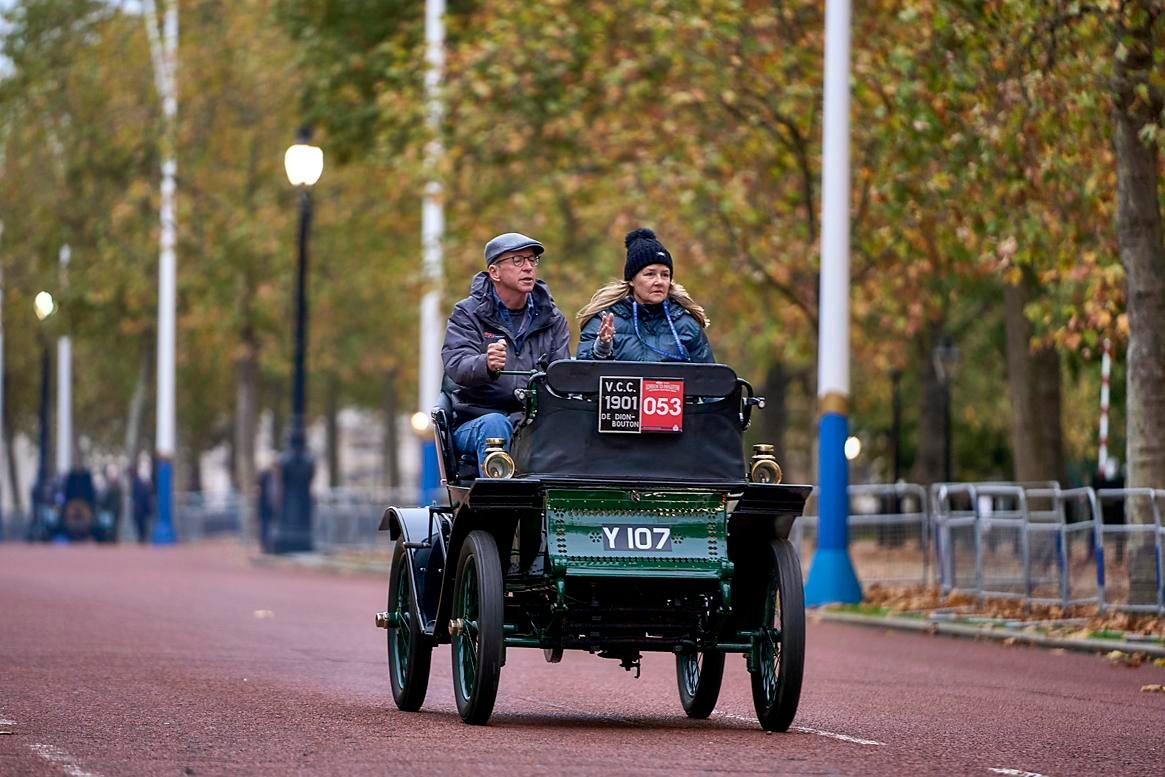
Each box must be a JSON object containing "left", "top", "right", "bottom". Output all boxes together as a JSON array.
[{"left": 1, "top": 544, "right": 1162, "bottom": 777}]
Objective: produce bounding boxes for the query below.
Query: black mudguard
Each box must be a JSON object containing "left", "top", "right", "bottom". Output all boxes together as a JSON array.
[{"left": 380, "top": 506, "right": 447, "bottom": 636}]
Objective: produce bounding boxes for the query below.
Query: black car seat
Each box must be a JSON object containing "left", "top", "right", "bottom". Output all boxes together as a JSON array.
[{"left": 432, "top": 381, "right": 479, "bottom": 484}]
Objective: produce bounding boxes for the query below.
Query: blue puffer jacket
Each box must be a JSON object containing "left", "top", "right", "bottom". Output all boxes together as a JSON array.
[
  {"left": 577, "top": 296, "right": 713, "bottom": 363},
  {"left": 442, "top": 272, "right": 571, "bottom": 425}
]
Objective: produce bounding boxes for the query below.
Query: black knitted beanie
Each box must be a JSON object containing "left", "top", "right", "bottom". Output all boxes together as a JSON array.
[{"left": 623, "top": 228, "right": 673, "bottom": 281}]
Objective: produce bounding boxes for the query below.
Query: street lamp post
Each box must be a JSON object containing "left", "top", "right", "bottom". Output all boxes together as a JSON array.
[
  {"left": 32, "top": 292, "right": 56, "bottom": 538},
  {"left": 273, "top": 130, "right": 323, "bottom": 554},
  {"left": 932, "top": 336, "right": 959, "bottom": 483}
]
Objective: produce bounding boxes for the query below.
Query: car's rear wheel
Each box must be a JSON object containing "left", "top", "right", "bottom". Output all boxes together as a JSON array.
[
  {"left": 387, "top": 541, "right": 432, "bottom": 711},
  {"left": 451, "top": 530, "right": 504, "bottom": 725},
  {"left": 676, "top": 649, "right": 724, "bottom": 718},
  {"left": 749, "top": 537, "right": 805, "bottom": 732}
]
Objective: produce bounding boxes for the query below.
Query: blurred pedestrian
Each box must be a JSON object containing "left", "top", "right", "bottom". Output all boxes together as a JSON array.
[
  {"left": 98, "top": 466, "right": 123, "bottom": 542},
  {"left": 130, "top": 469, "right": 152, "bottom": 543},
  {"left": 257, "top": 464, "right": 281, "bottom": 552},
  {"left": 577, "top": 228, "right": 713, "bottom": 363}
]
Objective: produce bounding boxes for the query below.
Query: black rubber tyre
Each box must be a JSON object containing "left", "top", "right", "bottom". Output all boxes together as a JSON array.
[
  {"left": 676, "top": 650, "right": 725, "bottom": 719},
  {"left": 749, "top": 537, "right": 805, "bottom": 732},
  {"left": 451, "top": 530, "right": 504, "bottom": 725},
  {"left": 387, "top": 541, "right": 433, "bottom": 711},
  {"left": 543, "top": 647, "right": 563, "bottom": 663}
]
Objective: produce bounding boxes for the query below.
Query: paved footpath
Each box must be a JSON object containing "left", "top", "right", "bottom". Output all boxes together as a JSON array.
[{"left": 1, "top": 544, "right": 1163, "bottom": 776}]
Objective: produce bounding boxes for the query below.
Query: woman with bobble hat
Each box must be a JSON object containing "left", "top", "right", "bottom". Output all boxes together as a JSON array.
[{"left": 577, "top": 228, "right": 714, "bottom": 362}]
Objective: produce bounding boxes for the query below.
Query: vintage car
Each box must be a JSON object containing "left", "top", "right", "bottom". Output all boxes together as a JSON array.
[{"left": 376, "top": 360, "right": 809, "bottom": 729}]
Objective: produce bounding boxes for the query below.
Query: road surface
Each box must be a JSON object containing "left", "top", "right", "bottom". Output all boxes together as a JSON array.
[{"left": 1, "top": 544, "right": 1162, "bottom": 776}]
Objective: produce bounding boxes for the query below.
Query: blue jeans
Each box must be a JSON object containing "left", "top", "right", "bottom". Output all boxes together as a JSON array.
[{"left": 453, "top": 413, "right": 514, "bottom": 473}]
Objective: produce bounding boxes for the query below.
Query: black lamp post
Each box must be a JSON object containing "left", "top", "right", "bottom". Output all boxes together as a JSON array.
[
  {"left": 32, "top": 292, "right": 56, "bottom": 538},
  {"left": 273, "top": 129, "right": 323, "bottom": 554},
  {"left": 932, "top": 335, "right": 960, "bottom": 483}
]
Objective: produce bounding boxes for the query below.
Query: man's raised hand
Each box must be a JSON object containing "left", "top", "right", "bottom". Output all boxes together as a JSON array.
[{"left": 486, "top": 340, "right": 507, "bottom": 373}]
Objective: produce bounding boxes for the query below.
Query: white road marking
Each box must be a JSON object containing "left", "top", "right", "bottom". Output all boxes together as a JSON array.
[
  {"left": 792, "top": 725, "right": 886, "bottom": 746},
  {"left": 714, "top": 711, "right": 885, "bottom": 745},
  {"left": 30, "top": 743, "right": 105, "bottom": 777},
  {"left": 989, "top": 769, "right": 1047, "bottom": 777},
  {"left": 0, "top": 718, "right": 15, "bottom": 725}
]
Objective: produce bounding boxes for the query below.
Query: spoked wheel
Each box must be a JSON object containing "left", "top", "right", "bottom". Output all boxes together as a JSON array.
[
  {"left": 750, "top": 537, "right": 805, "bottom": 732},
  {"left": 451, "top": 530, "right": 504, "bottom": 725},
  {"left": 676, "top": 649, "right": 725, "bottom": 719},
  {"left": 387, "top": 541, "right": 433, "bottom": 711}
]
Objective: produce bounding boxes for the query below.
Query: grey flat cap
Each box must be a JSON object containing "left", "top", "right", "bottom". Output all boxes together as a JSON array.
[{"left": 484, "top": 232, "right": 544, "bottom": 266}]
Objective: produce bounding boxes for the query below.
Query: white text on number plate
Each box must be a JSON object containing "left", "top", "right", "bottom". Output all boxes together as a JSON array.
[{"left": 600, "top": 525, "right": 673, "bottom": 551}]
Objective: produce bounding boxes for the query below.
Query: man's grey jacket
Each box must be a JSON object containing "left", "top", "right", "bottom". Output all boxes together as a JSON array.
[{"left": 441, "top": 272, "right": 571, "bottom": 427}]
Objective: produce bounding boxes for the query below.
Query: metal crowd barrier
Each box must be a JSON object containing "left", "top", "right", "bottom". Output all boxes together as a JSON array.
[
  {"left": 796, "top": 482, "right": 1164, "bottom": 615},
  {"left": 169, "top": 487, "right": 406, "bottom": 549},
  {"left": 798, "top": 482, "right": 931, "bottom": 587},
  {"left": 313, "top": 488, "right": 404, "bottom": 551}
]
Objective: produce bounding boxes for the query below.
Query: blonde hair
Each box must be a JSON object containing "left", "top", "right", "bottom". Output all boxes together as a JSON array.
[{"left": 576, "top": 280, "right": 709, "bottom": 328}]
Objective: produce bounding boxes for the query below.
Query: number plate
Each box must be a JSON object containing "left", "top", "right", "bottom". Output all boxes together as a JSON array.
[
  {"left": 641, "top": 378, "right": 684, "bottom": 432},
  {"left": 600, "top": 525, "right": 673, "bottom": 552},
  {"left": 598, "top": 376, "right": 684, "bottom": 434}
]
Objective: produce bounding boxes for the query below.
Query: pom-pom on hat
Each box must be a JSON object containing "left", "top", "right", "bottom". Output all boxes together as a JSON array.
[{"left": 623, "top": 227, "right": 673, "bottom": 281}]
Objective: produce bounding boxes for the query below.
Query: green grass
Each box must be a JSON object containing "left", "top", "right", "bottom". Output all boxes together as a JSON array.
[
  {"left": 1086, "top": 629, "right": 1127, "bottom": 641},
  {"left": 829, "top": 603, "right": 891, "bottom": 616}
]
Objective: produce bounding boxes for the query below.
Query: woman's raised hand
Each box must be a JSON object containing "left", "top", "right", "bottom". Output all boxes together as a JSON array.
[{"left": 598, "top": 311, "right": 616, "bottom": 344}]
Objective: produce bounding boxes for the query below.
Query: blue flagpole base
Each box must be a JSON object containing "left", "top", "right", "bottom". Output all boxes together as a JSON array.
[
  {"left": 420, "top": 439, "right": 440, "bottom": 505},
  {"left": 151, "top": 458, "right": 177, "bottom": 545},
  {"left": 804, "top": 547, "right": 862, "bottom": 606}
]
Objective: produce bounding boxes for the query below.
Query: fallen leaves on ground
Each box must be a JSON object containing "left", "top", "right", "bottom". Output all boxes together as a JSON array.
[
  {"left": 860, "top": 584, "right": 1164, "bottom": 640},
  {"left": 1104, "top": 650, "right": 1147, "bottom": 667}
]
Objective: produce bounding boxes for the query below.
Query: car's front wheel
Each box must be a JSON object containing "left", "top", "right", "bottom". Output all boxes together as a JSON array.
[
  {"left": 387, "top": 541, "right": 432, "bottom": 711},
  {"left": 749, "top": 537, "right": 805, "bottom": 732},
  {"left": 451, "top": 530, "right": 504, "bottom": 725}
]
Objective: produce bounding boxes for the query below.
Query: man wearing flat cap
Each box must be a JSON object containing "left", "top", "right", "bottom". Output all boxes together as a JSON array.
[{"left": 441, "top": 232, "right": 571, "bottom": 472}]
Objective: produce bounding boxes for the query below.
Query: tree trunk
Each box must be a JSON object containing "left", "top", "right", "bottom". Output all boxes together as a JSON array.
[
  {"left": 1111, "top": 3, "right": 1165, "bottom": 603},
  {"left": 911, "top": 325, "right": 947, "bottom": 486},
  {"left": 2, "top": 368, "right": 22, "bottom": 518},
  {"left": 383, "top": 369, "right": 400, "bottom": 490},
  {"left": 234, "top": 327, "right": 258, "bottom": 496},
  {"left": 759, "top": 361, "right": 791, "bottom": 477},
  {"left": 1004, "top": 280, "right": 1064, "bottom": 484},
  {"left": 325, "top": 374, "right": 341, "bottom": 488}
]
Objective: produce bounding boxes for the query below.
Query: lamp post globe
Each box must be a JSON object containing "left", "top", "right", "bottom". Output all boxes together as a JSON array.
[
  {"left": 34, "top": 291, "right": 56, "bottom": 321},
  {"left": 273, "top": 129, "right": 323, "bottom": 554}
]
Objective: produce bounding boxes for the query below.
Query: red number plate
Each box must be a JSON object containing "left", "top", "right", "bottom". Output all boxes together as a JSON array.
[{"left": 640, "top": 379, "right": 684, "bottom": 433}]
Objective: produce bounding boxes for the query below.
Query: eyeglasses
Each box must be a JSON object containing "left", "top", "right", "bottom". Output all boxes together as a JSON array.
[{"left": 503, "top": 254, "right": 541, "bottom": 268}]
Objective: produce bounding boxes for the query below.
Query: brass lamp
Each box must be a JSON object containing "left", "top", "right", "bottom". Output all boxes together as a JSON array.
[
  {"left": 749, "top": 444, "right": 783, "bottom": 484},
  {"left": 481, "top": 438, "right": 515, "bottom": 479}
]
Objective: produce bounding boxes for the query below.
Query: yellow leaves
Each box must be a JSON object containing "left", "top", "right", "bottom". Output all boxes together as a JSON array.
[
  {"left": 1116, "top": 313, "right": 1130, "bottom": 337},
  {"left": 926, "top": 170, "right": 952, "bottom": 192}
]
